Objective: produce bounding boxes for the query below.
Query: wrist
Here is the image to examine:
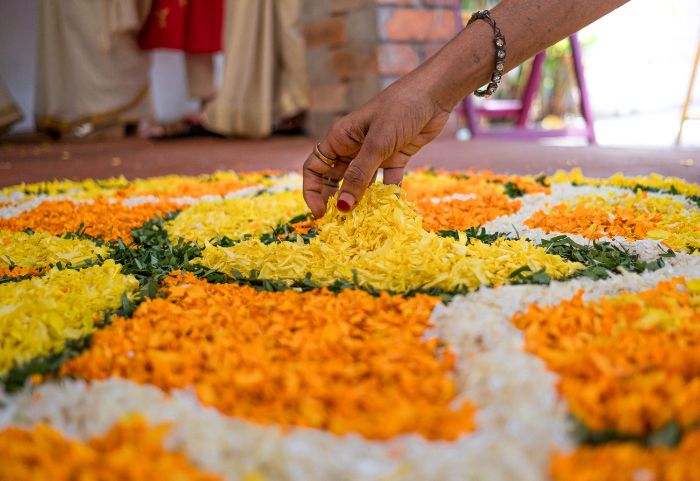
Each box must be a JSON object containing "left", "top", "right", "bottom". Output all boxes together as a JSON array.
[{"left": 417, "top": 13, "right": 500, "bottom": 111}]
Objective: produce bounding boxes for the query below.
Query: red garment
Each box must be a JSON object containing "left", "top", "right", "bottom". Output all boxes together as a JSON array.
[{"left": 138, "top": 0, "right": 223, "bottom": 53}]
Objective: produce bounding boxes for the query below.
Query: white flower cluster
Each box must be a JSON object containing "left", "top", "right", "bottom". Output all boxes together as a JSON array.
[
  {"left": 483, "top": 182, "right": 694, "bottom": 261},
  {"left": 0, "top": 194, "right": 65, "bottom": 219}
]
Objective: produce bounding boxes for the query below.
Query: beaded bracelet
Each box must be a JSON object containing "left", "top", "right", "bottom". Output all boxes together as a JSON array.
[{"left": 467, "top": 9, "right": 506, "bottom": 98}]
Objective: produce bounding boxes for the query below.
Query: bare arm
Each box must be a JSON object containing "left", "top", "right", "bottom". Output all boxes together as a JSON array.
[{"left": 303, "top": 0, "right": 630, "bottom": 217}]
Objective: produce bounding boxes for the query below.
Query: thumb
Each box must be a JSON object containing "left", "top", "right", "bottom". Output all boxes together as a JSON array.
[{"left": 336, "top": 130, "right": 393, "bottom": 212}]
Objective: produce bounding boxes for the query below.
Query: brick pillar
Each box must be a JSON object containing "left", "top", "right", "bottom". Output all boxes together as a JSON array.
[{"left": 302, "top": 0, "right": 457, "bottom": 139}]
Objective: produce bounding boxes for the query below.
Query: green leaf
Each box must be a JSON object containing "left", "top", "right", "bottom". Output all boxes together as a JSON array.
[
  {"left": 646, "top": 421, "right": 682, "bottom": 447},
  {"left": 503, "top": 181, "right": 526, "bottom": 198}
]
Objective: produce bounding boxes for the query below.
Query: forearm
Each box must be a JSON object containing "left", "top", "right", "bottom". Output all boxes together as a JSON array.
[{"left": 416, "top": 0, "right": 630, "bottom": 111}]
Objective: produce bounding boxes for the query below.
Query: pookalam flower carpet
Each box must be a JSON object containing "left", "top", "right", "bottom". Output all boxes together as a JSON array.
[{"left": 0, "top": 167, "right": 699, "bottom": 481}]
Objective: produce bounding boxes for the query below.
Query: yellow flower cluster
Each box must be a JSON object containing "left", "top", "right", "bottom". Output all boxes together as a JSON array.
[
  {"left": 0, "top": 260, "right": 138, "bottom": 375},
  {"left": 166, "top": 190, "right": 308, "bottom": 244},
  {"left": 197, "top": 184, "right": 582, "bottom": 292},
  {"left": 550, "top": 167, "right": 700, "bottom": 199},
  {"left": 526, "top": 191, "right": 700, "bottom": 251},
  {"left": 1, "top": 230, "right": 107, "bottom": 269}
]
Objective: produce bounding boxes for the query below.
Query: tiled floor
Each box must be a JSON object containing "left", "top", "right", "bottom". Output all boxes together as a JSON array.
[{"left": 1, "top": 134, "right": 699, "bottom": 187}]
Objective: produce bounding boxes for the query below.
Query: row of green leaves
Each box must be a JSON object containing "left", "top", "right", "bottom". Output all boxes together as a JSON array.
[{"left": 0, "top": 213, "right": 677, "bottom": 400}]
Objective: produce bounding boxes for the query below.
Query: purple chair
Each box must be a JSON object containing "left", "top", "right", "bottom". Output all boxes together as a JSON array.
[{"left": 454, "top": 3, "right": 596, "bottom": 144}]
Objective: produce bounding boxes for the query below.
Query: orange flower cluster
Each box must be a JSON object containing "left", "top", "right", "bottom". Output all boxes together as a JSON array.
[
  {"left": 114, "top": 171, "right": 280, "bottom": 200},
  {"left": 63, "top": 273, "right": 475, "bottom": 440},
  {"left": 0, "top": 416, "right": 222, "bottom": 481},
  {"left": 0, "top": 199, "right": 178, "bottom": 242},
  {"left": 551, "top": 430, "right": 700, "bottom": 481},
  {"left": 512, "top": 278, "right": 700, "bottom": 435},
  {"left": 0, "top": 266, "right": 42, "bottom": 279},
  {"left": 416, "top": 190, "right": 521, "bottom": 231},
  {"left": 403, "top": 169, "right": 549, "bottom": 200},
  {"left": 290, "top": 218, "right": 318, "bottom": 235},
  {"left": 525, "top": 199, "right": 659, "bottom": 240}
]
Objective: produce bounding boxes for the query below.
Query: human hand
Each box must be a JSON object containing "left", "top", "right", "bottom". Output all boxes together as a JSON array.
[{"left": 302, "top": 75, "right": 451, "bottom": 218}]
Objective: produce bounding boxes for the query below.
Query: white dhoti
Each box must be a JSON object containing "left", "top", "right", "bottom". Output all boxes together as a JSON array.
[
  {"left": 202, "top": 0, "right": 310, "bottom": 139},
  {"left": 35, "top": 0, "right": 153, "bottom": 136}
]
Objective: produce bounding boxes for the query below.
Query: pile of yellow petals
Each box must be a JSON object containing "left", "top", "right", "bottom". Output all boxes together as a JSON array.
[
  {"left": 551, "top": 430, "right": 700, "bottom": 481},
  {"left": 166, "top": 190, "right": 308, "bottom": 244},
  {"left": 526, "top": 191, "right": 700, "bottom": 251},
  {"left": 0, "top": 199, "right": 178, "bottom": 243},
  {"left": 1, "top": 230, "right": 107, "bottom": 270},
  {"left": 197, "top": 184, "right": 582, "bottom": 292},
  {"left": 402, "top": 169, "right": 549, "bottom": 200},
  {"left": 551, "top": 167, "right": 700, "bottom": 199},
  {"left": 115, "top": 170, "right": 279, "bottom": 200},
  {"left": 0, "top": 416, "right": 222, "bottom": 481},
  {"left": 415, "top": 187, "right": 522, "bottom": 231},
  {"left": 63, "top": 273, "right": 476, "bottom": 441},
  {"left": 0, "top": 260, "right": 138, "bottom": 375},
  {"left": 512, "top": 277, "right": 700, "bottom": 435}
]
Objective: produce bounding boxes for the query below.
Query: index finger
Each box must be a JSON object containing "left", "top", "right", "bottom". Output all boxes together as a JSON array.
[{"left": 336, "top": 127, "right": 394, "bottom": 211}]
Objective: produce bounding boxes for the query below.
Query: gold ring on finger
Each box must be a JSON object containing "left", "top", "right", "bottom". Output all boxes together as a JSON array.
[{"left": 314, "top": 143, "right": 337, "bottom": 168}]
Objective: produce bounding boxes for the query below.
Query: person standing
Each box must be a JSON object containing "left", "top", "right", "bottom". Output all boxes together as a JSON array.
[
  {"left": 148, "top": 0, "right": 310, "bottom": 140},
  {"left": 201, "top": 0, "right": 310, "bottom": 139},
  {"left": 35, "top": 0, "right": 152, "bottom": 139},
  {"left": 139, "top": 0, "right": 224, "bottom": 118}
]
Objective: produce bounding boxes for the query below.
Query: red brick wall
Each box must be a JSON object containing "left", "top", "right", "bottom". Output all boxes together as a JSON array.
[{"left": 302, "top": 0, "right": 457, "bottom": 138}]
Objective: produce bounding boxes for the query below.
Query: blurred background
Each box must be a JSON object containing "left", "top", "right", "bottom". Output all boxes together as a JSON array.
[
  {"left": 2, "top": 0, "right": 698, "bottom": 146},
  {"left": 0, "top": 0, "right": 698, "bottom": 185}
]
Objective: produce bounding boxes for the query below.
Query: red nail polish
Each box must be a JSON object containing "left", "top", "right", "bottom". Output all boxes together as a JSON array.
[{"left": 337, "top": 199, "right": 351, "bottom": 212}]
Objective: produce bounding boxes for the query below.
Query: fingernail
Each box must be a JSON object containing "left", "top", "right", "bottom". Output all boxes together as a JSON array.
[{"left": 337, "top": 192, "right": 355, "bottom": 212}]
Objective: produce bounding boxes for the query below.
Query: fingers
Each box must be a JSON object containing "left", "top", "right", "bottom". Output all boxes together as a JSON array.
[
  {"left": 370, "top": 170, "right": 378, "bottom": 185},
  {"left": 302, "top": 152, "right": 347, "bottom": 218},
  {"left": 382, "top": 150, "right": 411, "bottom": 186},
  {"left": 303, "top": 164, "right": 330, "bottom": 219},
  {"left": 382, "top": 167, "right": 405, "bottom": 186},
  {"left": 336, "top": 131, "right": 392, "bottom": 212},
  {"left": 320, "top": 177, "right": 340, "bottom": 205},
  {"left": 303, "top": 116, "right": 367, "bottom": 217},
  {"left": 319, "top": 117, "right": 365, "bottom": 160}
]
